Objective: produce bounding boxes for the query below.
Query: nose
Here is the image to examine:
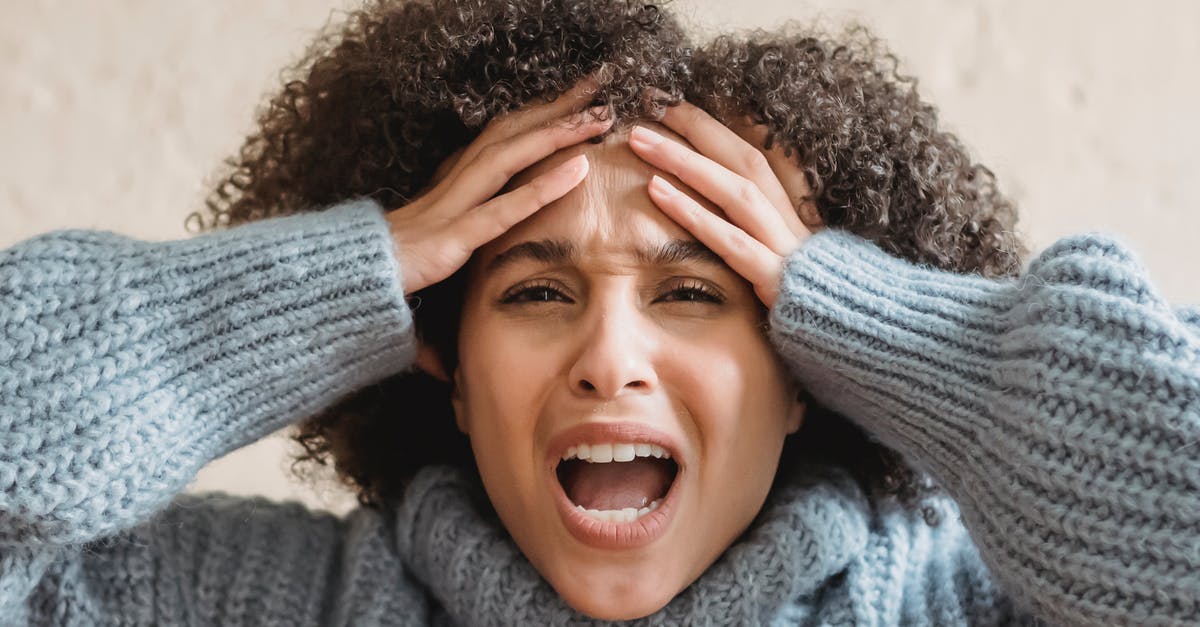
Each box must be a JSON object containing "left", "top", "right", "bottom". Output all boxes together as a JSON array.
[{"left": 567, "top": 295, "right": 659, "bottom": 399}]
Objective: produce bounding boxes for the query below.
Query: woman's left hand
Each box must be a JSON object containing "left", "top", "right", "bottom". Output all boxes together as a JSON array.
[{"left": 626, "top": 99, "right": 818, "bottom": 309}]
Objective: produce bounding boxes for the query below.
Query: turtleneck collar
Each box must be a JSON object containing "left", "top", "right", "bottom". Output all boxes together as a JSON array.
[{"left": 393, "top": 462, "right": 872, "bottom": 626}]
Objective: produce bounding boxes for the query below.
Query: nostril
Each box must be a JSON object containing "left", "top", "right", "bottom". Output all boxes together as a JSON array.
[{"left": 579, "top": 379, "right": 648, "bottom": 392}]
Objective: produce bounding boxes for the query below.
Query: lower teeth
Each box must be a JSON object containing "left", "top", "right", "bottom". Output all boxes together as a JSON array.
[{"left": 575, "top": 500, "right": 661, "bottom": 523}]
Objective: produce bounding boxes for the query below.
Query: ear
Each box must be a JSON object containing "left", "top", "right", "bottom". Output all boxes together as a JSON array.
[
  {"left": 414, "top": 342, "right": 449, "bottom": 382},
  {"left": 415, "top": 342, "right": 471, "bottom": 436},
  {"left": 785, "top": 385, "right": 807, "bottom": 435},
  {"left": 450, "top": 367, "right": 468, "bottom": 436}
]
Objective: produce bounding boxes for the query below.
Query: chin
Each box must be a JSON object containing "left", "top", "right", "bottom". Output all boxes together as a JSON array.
[{"left": 549, "top": 567, "right": 681, "bottom": 621}]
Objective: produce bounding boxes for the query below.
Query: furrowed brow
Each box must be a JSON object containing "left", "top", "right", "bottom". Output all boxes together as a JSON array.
[
  {"left": 635, "top": 239, "right": 727, "bottom": 270},
  {"left": 486, "top": 239, "right": 578, "bottom": 275},
  {"left": 485, "top": 237, "right": 727, "bottom": 275}
]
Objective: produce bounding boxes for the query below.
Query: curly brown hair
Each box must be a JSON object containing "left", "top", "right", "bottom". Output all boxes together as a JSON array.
[{"left": 192, "top": 0, "right": 1026, "bottom": 522}]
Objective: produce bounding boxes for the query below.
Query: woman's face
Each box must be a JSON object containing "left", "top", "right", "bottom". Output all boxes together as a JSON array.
[{"left": 451, "top": 122, "right": 805, "bottom": 620}]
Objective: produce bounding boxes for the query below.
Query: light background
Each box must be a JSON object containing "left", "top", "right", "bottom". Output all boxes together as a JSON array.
[{"left": 3, "top": 1, "right": 1197, "bottom": 516}]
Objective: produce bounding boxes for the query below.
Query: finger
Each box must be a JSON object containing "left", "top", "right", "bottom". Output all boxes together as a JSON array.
[
  {"left": 482, "top": 69, "right": 611, "bottom": 144},
  {"left": 440, "top": 68, "right": 612, "bottom": 184},
  {"left": 647, "top": 174, "right": 785, "bottom": 308},
  {"left": 436, "top": 103, "right": 609, "bottom": 206},
  {"left": 436, "top": 109, "right": 612, "bottom": 214},
  {"left": 654, "top": 100, "right": 796, "bottom": 218},
  {"left": 513, "top": 68, "right": 613, "bottom": 128},
  {"left": 629, "top": 125, "right": 798, "bottom": 255},
  {"left": 455, "top": 154, "right": 589, "bottom": 248},
  {"left": 727, "top": 116, "right": 820, "bottom": 233}
]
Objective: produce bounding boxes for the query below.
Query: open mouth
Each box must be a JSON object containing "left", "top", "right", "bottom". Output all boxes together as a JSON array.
[{"left": 555, "top": 443, "right": 680, "bottom": 523}]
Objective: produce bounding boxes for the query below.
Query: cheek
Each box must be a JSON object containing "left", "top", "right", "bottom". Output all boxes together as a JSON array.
[
  {"left": 680, "top": 325, "right": 793, "bottom": 439},
  {"left": 457, "top": 315, "right": 548, "bottom": 437},
  {"left": 680, "top": 326, "right": 793, "bottom": 502},
  {"left": 455, "top": 317, "right": 557, "bottom": 522},
  {"left": 455, "top": 312, "right": 570, "bottom": 489},
  {"left": 460, "top": 321, "right": 528, "bottom": 405}
]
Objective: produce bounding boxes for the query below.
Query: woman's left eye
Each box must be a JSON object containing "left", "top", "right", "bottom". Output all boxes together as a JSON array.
[{"left": 656, "top": 281, "right": 723, "bottom": 304}]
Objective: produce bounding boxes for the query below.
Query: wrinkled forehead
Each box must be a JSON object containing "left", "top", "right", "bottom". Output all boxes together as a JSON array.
[{"left": 479, "top": 121, "right": 713, "bottom": 263}]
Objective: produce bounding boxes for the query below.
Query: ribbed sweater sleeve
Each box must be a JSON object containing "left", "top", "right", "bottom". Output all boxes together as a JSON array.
[
  {"left": 768, "top": 229, "right": 1200, "bottom": 626},
  {"left": 0, "top": 199, "right": 418, "bottom": 549}
]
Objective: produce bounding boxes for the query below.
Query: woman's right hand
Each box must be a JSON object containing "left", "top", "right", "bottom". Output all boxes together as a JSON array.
[{"left": 386, "top": 73, "right": 615, "bottom": 295}]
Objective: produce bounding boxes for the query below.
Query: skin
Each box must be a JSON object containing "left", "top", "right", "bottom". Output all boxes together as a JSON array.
[{"left": 446, "top": 121, "right": 808, "bottom": 619}]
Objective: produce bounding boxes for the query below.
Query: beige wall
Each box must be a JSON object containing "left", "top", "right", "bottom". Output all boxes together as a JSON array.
[{"left": 4, "top": 1, "right": 1197, "bottom": 516}]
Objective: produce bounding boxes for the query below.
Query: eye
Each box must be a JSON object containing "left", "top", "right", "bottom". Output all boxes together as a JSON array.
[
  {"left": 655, "top": 279, "right": 724, "bottom": 304},
  {"left": 499, "top": 278, "right": 724, "bottom": 306},
  {"left": 500, "top": 280, "right": 572, "bottom": 304}
]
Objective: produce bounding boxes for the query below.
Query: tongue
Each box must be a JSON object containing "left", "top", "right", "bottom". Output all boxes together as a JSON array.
[{"left": 560, "top": 458, "right": 675, "bottom": 511}]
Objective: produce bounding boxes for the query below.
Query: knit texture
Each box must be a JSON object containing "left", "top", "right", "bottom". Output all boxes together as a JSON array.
[
  {"left": 1, "top": 198, "right": 1196, "bottom": 625},
  {"left": 769, "top": 230, "right": 1200, "bottom": 626}
]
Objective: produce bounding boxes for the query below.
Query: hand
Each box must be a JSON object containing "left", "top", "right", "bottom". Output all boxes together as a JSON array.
[
  {"left": 386, "top": 73, "right": 615, "bottom": 295},
  {"left": 626, "top": 100, "right": 819, "bottom": 309}
]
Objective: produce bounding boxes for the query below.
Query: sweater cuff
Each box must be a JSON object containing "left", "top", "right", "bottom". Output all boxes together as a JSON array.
[
  {"left": 767, "top": 229, "right": 1010, "bottom": 488},
  {"left": 166, "top": 199, "right": 418, "bottom": 465}
]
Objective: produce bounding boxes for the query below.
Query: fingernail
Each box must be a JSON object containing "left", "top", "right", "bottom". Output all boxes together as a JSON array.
[
  {"left": 649, "top": 175, "right": 675, "bottom": 194},
  {"left": 563, "top": 154, "right": 588, "bottom": 174},
  {"left": 630, "top": 125, "right": 664, "bottom": 146},
  {"left": 587, "top": 104, "right": 609, "bottom": 119}
]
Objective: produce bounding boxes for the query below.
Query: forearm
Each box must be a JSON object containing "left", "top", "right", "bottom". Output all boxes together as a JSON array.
[
  {"left": 0, "top": 199, "right": 417, "bottom": 548},
  {"left": 769, "top": 229, "right": 1200, "bottom": 626}
]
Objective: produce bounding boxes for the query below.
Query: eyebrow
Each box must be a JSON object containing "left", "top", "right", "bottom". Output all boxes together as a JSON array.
[{"left": 485, "top": 238, "right": 728, "bottom": 275}]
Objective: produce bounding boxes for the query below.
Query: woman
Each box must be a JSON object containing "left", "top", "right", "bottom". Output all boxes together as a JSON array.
[{"left": 2, "top": 0, "right": 1197, "bottom": 625}]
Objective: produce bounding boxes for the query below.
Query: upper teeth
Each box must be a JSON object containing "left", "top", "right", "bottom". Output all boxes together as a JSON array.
[{"left": 561, "top": 442, "right": 670, "bottom": 463}]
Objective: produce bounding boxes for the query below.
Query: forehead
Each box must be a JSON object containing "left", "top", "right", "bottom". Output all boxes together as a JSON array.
[{"left": 478, "top": 122, "right": 719, "bottom": 263}]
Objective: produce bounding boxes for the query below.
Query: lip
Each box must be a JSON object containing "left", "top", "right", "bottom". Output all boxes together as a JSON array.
[
  {"left": 546, "top": 421, "right": 684, "bottom": 550},
  {"left": 545, "top": 421, "right": 683, "bottom": 465}
]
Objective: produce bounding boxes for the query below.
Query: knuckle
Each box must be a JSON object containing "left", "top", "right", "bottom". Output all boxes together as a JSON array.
[
  {"left": 487, "top": 145, "right": 521, "bottom": 176},
  {"left": 727, "top": 232, "right": 754, "bottom": 259},
  {"left": 736, "top": 180, "right": 762, "bottom": 207},
  {"left": 535, "top": 175, "right": 566, "bottom": 205},
  {"left": 672, "top": 145, "right": 693, "bottom": 169},
  {"left": 468, "top": 144, "right": 520, "bottom": 190},
  {"left": 472, "top": 207, "right": 506, "bottom": 234},
  {"left": 465, "top": 204, "right": 499, "bottom": 232},
  {"left": 497, "top": 162, "right": 521, "bottom": 184},
  {"left": 726, "top": 230, "right": 748, "bottom": 252},
  {"left": 475, "top": 142, "right": 502, "bottom": 164},
  {"left": 740, "top": 147, "right": 771, "bottom": 177},
  {"left": 473, "top": 128, "right": 498, "bottom": 148},
  {"left": 522, "top": 176, "right": 553, "bottom": 205},
  {"left": 485, "top": 111, "right": 518, "bottom": 134},
  {"left": 451, "top": 144, "right": 480, "bottom": 172}
]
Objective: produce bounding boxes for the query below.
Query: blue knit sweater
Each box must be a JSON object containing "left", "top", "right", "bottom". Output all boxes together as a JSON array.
[{"left": 1, "top": 199, "right": 1197, "bottom": 626}]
